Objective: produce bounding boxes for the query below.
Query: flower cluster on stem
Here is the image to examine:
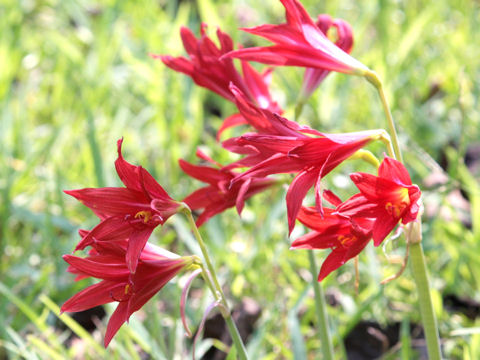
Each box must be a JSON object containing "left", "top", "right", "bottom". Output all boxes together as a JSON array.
[{"left": 62, "top": 0, "right": 442, "bottom": 358}]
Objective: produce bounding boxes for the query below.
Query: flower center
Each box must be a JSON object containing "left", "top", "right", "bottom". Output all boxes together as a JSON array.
[
  {"left": 110, "top": 283, "right": 133, "bottom": 302},
  {"left": 337, "top": 234, "right": 357, "bottom": 247},
  {"left": 135, "top": 210, "right": 153, "bottom": 224},
  {"left": 385, "top": 188, "right": 410, "bottom": 217}
]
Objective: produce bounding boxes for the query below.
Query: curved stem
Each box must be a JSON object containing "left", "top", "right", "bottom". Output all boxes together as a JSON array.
[
  {"left": 308, "top": 251, "right": 334, "bottom": 360},
  {"left": 407, "top": 222, "right": 442, "bottom": 360},
  {"left": 349, "top": 149, "right": 380, "bottom": 169},
  {"left": 182, "top": 207, "right": 249, "bottom": 360},
  {"left": 365, "top": 70, "right": 403, "bottom": 163}
]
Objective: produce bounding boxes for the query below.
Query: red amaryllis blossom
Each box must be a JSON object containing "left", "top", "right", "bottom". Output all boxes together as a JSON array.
[
  {"left": 179, "top": 149, "right": 276, "bottom": 226},
  {"left": 228, "top": 130, "right": 385, "bottom": 233},
  {"left": 335, "top": 156, "right": 421, "bottom": 245},
  {"left": 291, "top": 204, "right": 373, "bottom": 281},
  {"left": 227, "top": 84, "right": 319, "bottom": 138},
  {"left": 153, "top": 23, "right": 280, "bottom": 115},
  {"left": 221, "top": 84, "right": 321, "bottom": 166},
  {"left": 65, "top": 139, "right": 182, "bottom": 273},
  {"left": 61, "top": 240, "right": 194, "bottom": 347},
  {"left": 224, "top": 0, "right": 368, "bottom": 76},
  {"left": 299, "top": 14, "right": 354, "bottom": 101}
]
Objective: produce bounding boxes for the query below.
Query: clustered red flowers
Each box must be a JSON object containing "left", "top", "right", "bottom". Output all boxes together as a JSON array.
[
  {"left": 153, "top": 0, "right": 421, "bottom": 279},
  {"left": 63, "top": 0, "right": 422, "bottom": 348},
  {"left": 62, "top": 140, "right": 196, "bottom": 346},
  {"left": 292, "top": 157, "right": 421, "bottom": 281}
]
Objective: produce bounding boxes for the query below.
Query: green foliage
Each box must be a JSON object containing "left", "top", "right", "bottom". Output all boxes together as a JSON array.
[{"left": 0, "top": 0, "right": 479, "bottom": 358}]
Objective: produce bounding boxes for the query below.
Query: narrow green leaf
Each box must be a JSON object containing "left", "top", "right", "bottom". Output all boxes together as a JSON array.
[
  {"left": 39, "top": 294, "right": 106, "bottom": 356},
  {"left": 28, "top": 335, "right": 65, "bottom": 360}
]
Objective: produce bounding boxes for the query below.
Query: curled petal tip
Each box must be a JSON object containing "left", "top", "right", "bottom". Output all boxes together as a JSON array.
[{"left": 349, "top": 173, "right": 362, "bottom": 182}]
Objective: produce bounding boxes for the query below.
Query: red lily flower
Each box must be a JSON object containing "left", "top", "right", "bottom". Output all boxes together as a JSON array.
[
  {"left": 61, "top": 240, "right": 194, "bottom": 347},
  {"left": 335, "top": 156, "right": 421, "bottom": 245},
  {"left": 65, "top": 139, "right": 182, "bottom": 273},
  {"left": 221, "top": 84, "right": 321, "bottom": 167},
  {"left": 228, "top": 130, "right": 384, "bottom": 233},
  {"left": 224, "top": 0, "right": 368, "bottom": 76},
  {"left": 180, "top": 149, "right": 276, "bottom": 226},
  {"left": 225, "top": 84, "right": 319, "bottom": 138},
  {"left": 291, "top": 205, "right": 374, "bottom": 281},
  {"left": 152, "top": 23, "right": 280, "bottom": 113},
  {"left": 299, "top": 14, "right": 354, "bottom": 101}
]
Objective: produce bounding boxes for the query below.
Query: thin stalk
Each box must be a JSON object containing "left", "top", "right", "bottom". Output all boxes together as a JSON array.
[
  {"left": 407, "top": 222, "right": 442, "bottom": 360},
  {"left": 198, "top": 263, "right": 217, "bottom": 301},
  {"left": 182, "top": 207, "right": 249, "bottom": 360},
  {"left": 308, "top": 251, "right": 334, "bottom": 360},
  {"left": 365, "top": 70, "right": 441, "bottom": 358},
  {"left": 364, "top": 70, "right": 403, "bottom": 163}
]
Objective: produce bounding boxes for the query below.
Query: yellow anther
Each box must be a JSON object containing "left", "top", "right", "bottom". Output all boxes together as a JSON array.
[
  {"left": 135, "top": 211, "right": 152, "bottom": 224},
  {"left": 385, "top": 202, "right": 393, "bottom": 212},
  {"left": 124, "top": 284, "right": 130, "bottom": 295},
  {"left": 385, "top": 199, "right": 408, "bottom": 218},
  {"left": 338, "top": 235, "right": 357, "bottom": 247}
]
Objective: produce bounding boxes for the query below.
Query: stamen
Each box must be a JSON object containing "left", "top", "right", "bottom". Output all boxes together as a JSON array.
[
  {"left": 109, "top": 285, "right": 132, "bottom": 302},
  {"left": 385, "top": 201, "right": 408, "bottom": 218},
  {"left": 338, "top": 234, "right": 357, "bottom": 247},
  {"left": 135, "top": 211, "right": 153, "bottom": 224}
]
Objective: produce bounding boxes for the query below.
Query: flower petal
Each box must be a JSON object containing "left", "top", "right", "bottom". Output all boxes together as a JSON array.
[
  {"left": 236, "top": 177, "right": 252, "bottom": 215},
  {"left": 378, "top": 156, "right": 412, "bottom": 185},
  {"left": 63, "top": 254, "right": 129, "bottom": 280},
  {"left": 286, "top": 168, "right": 318, "bottom": 234},
  {"left": 179, "top": 159, "right": 230, "bottom": 185},
  {"left": 349, "top": 172, "right": 402, "bottom": 201},
  {"left": 75, "top": 217, "right": 133, "bottom": 251},
  {"left": 217, "top": 113, "right": 248, "bottom": 140},
  {"left": 126, "top": 228, "right": 155, "bottom": 273},
  {"left": 65, "top": 188, "right": 149, "bottom": 219},
  {"left": 334, "top": 193, "right": 379, "bottom": 218},
  {"left": 317, "top": 249, "right": 346, "bottom": 281},
  {"left": 291, "top": 231, "right": 339, "bottom": 250},
  {"left": 372, "top": 212, "right": 400, "bottom": 246},
  {"left": 104, "top": 301, "right": 130, "bottom": 348},
  {"left": 61, "top": 281, "right": 122, "bottom": 313}
]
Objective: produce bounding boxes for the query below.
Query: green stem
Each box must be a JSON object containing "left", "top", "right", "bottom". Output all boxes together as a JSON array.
[
  {"left": 349, "top": 149, "right": 380, "bottom": 169},
  {"left": 365, "top": 70, "right": 403, "bottom": 163},
  {"left": 308, "top": 251, "right": 334, "bottom": 360},
  {"left": 365, "top": 70, "right": 441, "bottom": 358},
  {"left": 182, "top": 208, "right": 249, "bottom": 360},
  {"left": 198, "top": 263, "right": 218, "bottom": 300},
  {"left": 407, "top": 222, "right": 442, "bottom": 360}
]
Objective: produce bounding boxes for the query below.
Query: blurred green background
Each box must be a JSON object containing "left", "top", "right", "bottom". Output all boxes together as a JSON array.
[{"left": 1, "top": 0, "right": 479, "bottom": 358}]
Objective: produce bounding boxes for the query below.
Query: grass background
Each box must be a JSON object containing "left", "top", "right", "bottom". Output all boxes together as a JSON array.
[{"left": 1, "top": 0, "right": 479, "bottom": 358}]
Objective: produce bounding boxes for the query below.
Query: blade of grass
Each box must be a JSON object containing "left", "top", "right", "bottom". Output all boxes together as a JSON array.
[
  {"left": 287, "top": 284, "right": 310, "bottom": 359},
  {"left": 27, "top": 335, "right": 65, "bottom": 360},
  {"left": 0, "top": 282, "right": 64, "bottom": 352},
  {"left": 6, "top": 327, "right": 39, "bottom": 360},
  {"left": 38, "top": 294, "right": 106, "bottom": 356}
]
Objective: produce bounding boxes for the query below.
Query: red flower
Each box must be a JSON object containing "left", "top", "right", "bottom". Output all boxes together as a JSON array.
[
  {"left": 224, "top": 0, "right": 367, "bottom": 76},
  {"left": 221, "top": 84, "right": 321, "bottom": 167},
  {"left": 65, "top": 139, "right": 182, "bottom": 273},
  {"left": 153, "top": 24, "right": 280, "bottom": 113},
  {"left": 61, "top": 240, "right": 194, "bottom": 347},
  {"left": 228, "top": 130, "right": 384, "bottom": 233},
  {"left": 291, "top": 205, "right": 374, "bottom": 281},
  {"left": 335, "top": 156, "right": 421, "bottom": 245},
  {"left": 179, "top": 149, "right": 276, "bottom": 226},
  {"left": 299, "top": 14, "right": 354, "bottom": 101},
  {"left": 226, "top": 84, "right": 318, "bottom": 138}
]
